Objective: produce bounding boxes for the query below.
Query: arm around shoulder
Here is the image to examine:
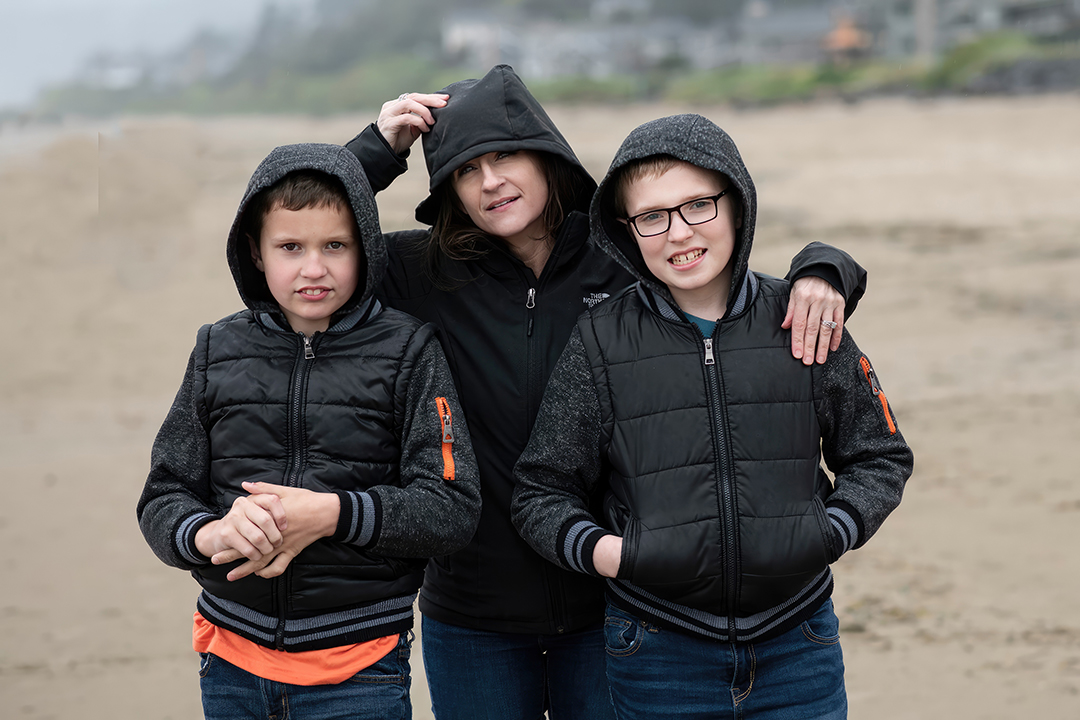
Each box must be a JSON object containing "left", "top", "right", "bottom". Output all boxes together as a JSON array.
[{"left": 787, "top": 241, "right": 867, "bottom": 317}]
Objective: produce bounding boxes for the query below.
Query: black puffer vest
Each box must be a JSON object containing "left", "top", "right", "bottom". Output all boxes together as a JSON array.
[
  {"left": 190, "top": 306, "right": 430, "bottom": 626},
  {"left": 578, "top": 276, "right": 837, "bottom": 617}
]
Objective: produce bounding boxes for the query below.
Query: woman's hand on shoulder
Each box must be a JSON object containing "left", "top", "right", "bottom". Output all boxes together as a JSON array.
[
  {"left": 377, "top": 92, "right": 449, "bottom": 155},
  {"left": 782, "top": 276, "right": 846, "bottom": 365}
]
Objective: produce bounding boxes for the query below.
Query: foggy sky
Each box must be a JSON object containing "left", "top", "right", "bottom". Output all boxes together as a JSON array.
[{"left": 0, "top": 0, "right": 311, "bottom": 110}]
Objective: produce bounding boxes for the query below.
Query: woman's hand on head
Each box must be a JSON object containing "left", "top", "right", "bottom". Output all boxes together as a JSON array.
[
  {"left": 782, "top": 276, "right": 846, "bottom": 365},
  {"left": 377, "top": 92, "right": 449, "bottom": 156}
]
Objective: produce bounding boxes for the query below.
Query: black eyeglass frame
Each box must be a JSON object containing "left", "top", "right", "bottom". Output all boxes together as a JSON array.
[{"left": 624, "top": 189, "right": 732, "bottom": 238}]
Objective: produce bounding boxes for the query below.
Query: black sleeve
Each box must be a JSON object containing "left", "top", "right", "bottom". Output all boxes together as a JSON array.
[
  {"left": 786, "top": 241, "right": 867, "bottom": 318},
  {"left": 344, "top": 123, "right": 409, "bottom": 194}
]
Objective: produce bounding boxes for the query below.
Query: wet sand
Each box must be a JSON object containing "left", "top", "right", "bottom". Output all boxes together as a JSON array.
[{"left": 2, "top": 95, "right": 1079, "bottom": 718}]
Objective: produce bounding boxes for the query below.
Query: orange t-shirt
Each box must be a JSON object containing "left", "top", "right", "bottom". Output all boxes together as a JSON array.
[{"left": 192, "top": 612, "right": 399, "bottom": 686}]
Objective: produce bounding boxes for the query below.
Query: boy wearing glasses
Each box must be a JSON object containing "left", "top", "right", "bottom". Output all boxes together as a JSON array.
[{"left": 510, "top": 114, "right": 912, "bottom": 719}]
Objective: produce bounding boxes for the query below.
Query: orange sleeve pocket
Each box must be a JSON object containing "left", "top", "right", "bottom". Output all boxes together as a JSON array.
[
  {"left": 436, "top": 397, "right": 456, "bottom": 481},
  {"left": 859, "top": 356, "right": 896, "bottom": 435}
]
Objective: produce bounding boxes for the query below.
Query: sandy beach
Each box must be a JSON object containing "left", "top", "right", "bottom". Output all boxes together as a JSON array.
[{"left": 2, "top": 94, "right": 1079, "bottom": 719}]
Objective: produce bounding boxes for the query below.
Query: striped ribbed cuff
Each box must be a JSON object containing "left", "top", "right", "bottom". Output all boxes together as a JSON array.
[
  {"left": 176, "top": 512, "right": 217, "bottom": 565},
  {"left": 558, "top": 518, "right": 613, "bottom": 576},
  {"left": 334, "top": 490, "right": 381, "bottom": 547},
  {"left": 826, "top": 501, "right": 862, "bottom": 556}
]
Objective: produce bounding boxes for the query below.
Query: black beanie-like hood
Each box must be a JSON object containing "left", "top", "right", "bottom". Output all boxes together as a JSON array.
[{"left": 414, "top": 64, "right": 595, "bottom": 225}]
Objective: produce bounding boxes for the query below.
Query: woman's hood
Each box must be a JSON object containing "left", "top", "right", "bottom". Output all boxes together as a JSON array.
[
  {"left": 414, "top": 64, "right": 596, "bottom": 225},
  {"left": 226, "top": 143, "right": 386, "bottom": 321},
  {"left": 591, "top": 113, "right": 758, "bottom": 312}
]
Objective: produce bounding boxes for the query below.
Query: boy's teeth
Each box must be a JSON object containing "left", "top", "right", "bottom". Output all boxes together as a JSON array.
[{"left": 671, "top": 249, "right": 704, "bottom": 266}]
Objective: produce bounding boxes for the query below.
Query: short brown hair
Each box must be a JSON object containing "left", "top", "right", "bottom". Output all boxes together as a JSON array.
[
  {"left": 243, "top": 169, "right": 355, "bottom": 246},
  {"left": 422, "top": 152, "right": 588, "bottom": 288},
  {"left": 611, "top": 155, "right": 682, "bottom": 218}
]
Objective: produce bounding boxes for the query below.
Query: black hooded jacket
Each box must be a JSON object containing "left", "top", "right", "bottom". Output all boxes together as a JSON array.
[
  {"left": 510, "top": 114, "right": 912, "bottom": 642},
  {"left": 346, "top": 66, "right": 869, "bottom": 635},
  {"left": 137, "top": 143, "right": 481, "bottom": 651}
]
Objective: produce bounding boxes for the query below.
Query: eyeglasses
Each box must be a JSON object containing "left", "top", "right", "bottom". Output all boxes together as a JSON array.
[{"left": 624, "top": 189, "right": 731, "bottom": 237}]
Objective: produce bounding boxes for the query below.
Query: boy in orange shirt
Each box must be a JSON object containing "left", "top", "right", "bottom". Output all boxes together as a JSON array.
[{"left": 138, "top": 143, "right": 480, "bottom": 719}]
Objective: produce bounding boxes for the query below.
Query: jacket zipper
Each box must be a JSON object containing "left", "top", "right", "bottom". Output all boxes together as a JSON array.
[
  {"left": 700, "top": 328, "right": 739, "bottom": 639},
  {"left": 860, "top": 356, "right": 896, "bottom": 434},
  {"left": 435, "top": 397, "right": 456, "bottom": 481},
  {"left": 275, "top": 331, "right": 318, "bottom": 649},
  {"left": 526, "top": 287, "right": 536, "bottom": 336},
  {"left": 521, "top": 274, "right": 570, "bottom": 631}
]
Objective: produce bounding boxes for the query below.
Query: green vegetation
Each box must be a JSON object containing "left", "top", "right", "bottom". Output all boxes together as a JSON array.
[
  {"left": 29, "top": 24, "right": 1080, "bottom": 118},
  {"left": 923, "top": 32, "right": 1077, "bottom": 90}
]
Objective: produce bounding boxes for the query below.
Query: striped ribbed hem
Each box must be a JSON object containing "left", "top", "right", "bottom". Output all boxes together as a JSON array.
[
  {"left": 827, "top": 504, "right": 859, "bottom": 555},
  {"left": 176, "top": 512, "right": 216, "bottom": 565},
  {"left": 334, "top": 490, "right": 380, "bottom": 547},
  {"left": 558, "top": 519, "right": 612, "bottom": 576},
  {"left": 196, "top": 590, "right": 416, "bottom": 652},
  {"left": 607, "top": 568, "right": 833, "bottom": 643}
]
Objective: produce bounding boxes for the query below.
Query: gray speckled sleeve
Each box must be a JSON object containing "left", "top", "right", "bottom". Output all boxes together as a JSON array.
[
  {"left": 813, "top": 330, "right": 913, "bottom": 552},
  {"left": 350, "top": 335, "right": 481, "bottom": 558},
  {"left": 136, "top": 347, "right": 219, "bottom": 570},
  {"left": 512, "top": 328, "right": 614, "bottom": 577}
]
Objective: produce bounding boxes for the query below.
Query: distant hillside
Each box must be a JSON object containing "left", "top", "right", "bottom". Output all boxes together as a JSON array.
[{"left": 29, "top": 0, "right": 1080, "bottom": 118}]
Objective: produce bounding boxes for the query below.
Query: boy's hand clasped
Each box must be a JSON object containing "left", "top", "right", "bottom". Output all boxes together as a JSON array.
[{"left": 203, "top": 481, "right": 341, "bottom": 582}]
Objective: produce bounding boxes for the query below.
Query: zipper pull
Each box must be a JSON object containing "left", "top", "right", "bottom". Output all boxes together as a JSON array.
[
  {"left": 436, "top": 397, "right": 456, "bottom": 481},
  {"left": 442, "top": 411, "right": 454, "bottom": 443},
  {"left": 526, "top": 288, "right": 536, "bottom": 309},
  {"left": 703, "top": 338, "right": 715, "bottom": 365},
  {"left": 861, "top": 357, "right": 880, "bottom": 394},
  {"left": 302, "top": 334, "right": 315, "bottom": 360}
]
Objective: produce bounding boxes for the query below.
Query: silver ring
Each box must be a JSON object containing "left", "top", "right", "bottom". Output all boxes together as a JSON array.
[
  {"left": 397, "top": 93, "right": 410, "bottom": 102},
  {"left": 821, "top": 320, "right": 838, "bottom": 330}
]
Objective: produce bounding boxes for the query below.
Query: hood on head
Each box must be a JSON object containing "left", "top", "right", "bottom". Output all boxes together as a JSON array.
[
  {"left": 414, "top": 64, "right": 596, "bottom": 225},
  {"left": 590, "top": 113, "right": 758, "bottom": 313},
  {"left": 227, "top": 143, "right": 386, "bottom": 321}
]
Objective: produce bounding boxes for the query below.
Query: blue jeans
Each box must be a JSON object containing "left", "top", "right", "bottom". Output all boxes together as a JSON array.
[
  {"left": 604, "top": 600, "right": 847, "bottom": 720},
  {"left": 199, "top": 632, "right": 412, "bottom": 720},
  {"left": 421, "top": 615, "right": 616, "bottom": 720}
]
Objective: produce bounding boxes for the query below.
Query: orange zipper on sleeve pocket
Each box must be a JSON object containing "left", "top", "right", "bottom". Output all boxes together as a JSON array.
[
  {"left": 435, "top": 397, "right": 456, "bottom": 481},
  {"left": 860, "top": 357, "right": 896, "bottom": 435}
]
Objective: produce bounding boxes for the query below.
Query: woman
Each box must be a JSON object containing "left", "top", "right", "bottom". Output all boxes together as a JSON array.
[
  {"left": 343, "top": 65, "right": 866, "bottom": 719},
  {"left": 231, "top": 65, "right": 866, "bottom": 719}
]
